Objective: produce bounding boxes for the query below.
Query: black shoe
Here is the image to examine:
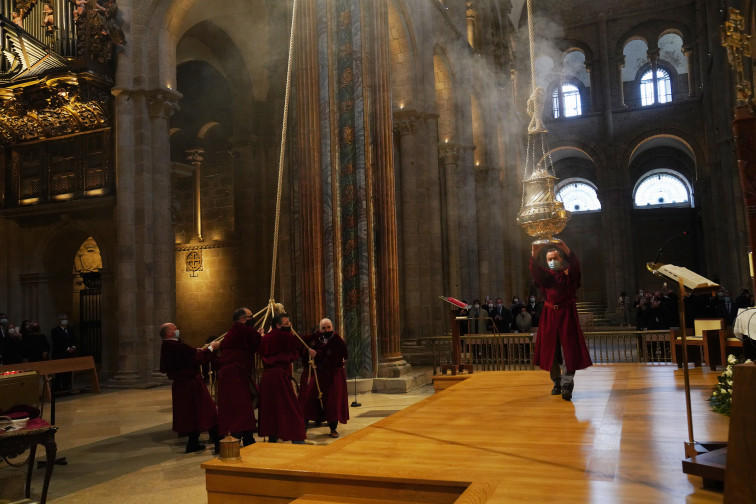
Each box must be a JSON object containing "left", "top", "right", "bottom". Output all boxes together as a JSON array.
[
  {"left": 561, "top": 382, "right": 574, "bottom": 401},
  {"left": 185, "top": 443, "right": 206, "bottom": 453},
  {"left": 551, "top": 382, "right": 561, "bottom": 395}
]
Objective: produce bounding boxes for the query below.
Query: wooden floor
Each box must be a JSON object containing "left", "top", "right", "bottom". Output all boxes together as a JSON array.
[{"left": 203, "top": 365, "right": 729, "bottom": 503}]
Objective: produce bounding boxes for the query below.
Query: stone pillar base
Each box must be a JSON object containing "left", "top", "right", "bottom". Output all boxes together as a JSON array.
[{"left": 377, "top": 359, "right": 412, "bottom": 378}]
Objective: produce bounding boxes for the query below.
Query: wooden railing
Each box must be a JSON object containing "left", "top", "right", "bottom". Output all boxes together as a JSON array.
[{"left": 419, "top": 329, "right": 672, "bottom": 373}]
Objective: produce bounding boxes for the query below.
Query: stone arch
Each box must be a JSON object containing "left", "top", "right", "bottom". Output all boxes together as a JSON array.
[
  {"left": 547, "top": 142, "right": 605, "bottom": 174},
  {"left": 433, "top": 45, "right": 457, "bottom": 143},
  {"left": 36, "top": 219, "right": 112, "bottom": 273},
  {"left": 624, "top": 131, "right": 703, "bottom": 185},
  {"left": 388, "top": 0, "right": 419, "bottom": 110},
  {"left": 616, "top": 20, "right": 693, "bottom": 56},
  {"left": 176, "top": 20, "right": 256, "bottom": 138}
]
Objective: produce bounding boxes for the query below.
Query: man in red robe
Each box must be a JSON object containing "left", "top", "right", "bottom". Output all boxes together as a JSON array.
[
  {"left": 300, "top": 318, "right": 349, "bottom": 438},
  {"left": 217, "top": 307, "right": 262, "bottom": 446},
  {"left": 529, "top": 241, "right": 592, "bottom": 401},
  {"left": 258, "top": 313, "right": 315, "bottom": 443},
  {"left": 159, "top": 322, "right": 220, "bottom": 453}
]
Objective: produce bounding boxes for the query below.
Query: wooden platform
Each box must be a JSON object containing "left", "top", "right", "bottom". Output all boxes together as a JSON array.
[{"left": 203, "top": 365, "right": 729, "bottom": 503}]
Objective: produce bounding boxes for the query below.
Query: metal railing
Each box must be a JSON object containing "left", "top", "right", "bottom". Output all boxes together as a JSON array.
[{"left": 418, "top": 329, "right": 672, "bottom": 373}]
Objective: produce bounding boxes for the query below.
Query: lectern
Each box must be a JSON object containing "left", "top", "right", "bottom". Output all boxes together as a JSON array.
[{"left": 646, "top": 262, "right": 720, "bottom": 458}]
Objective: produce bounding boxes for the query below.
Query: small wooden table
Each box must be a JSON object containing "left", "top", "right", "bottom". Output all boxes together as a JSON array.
[{"left": 0, "top": 418, "right": 58, "bottom": 504}]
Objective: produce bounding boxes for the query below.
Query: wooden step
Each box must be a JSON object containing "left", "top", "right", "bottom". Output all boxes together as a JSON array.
[{"left": 292, "top": 494, "right": 421, "bottom": 504}]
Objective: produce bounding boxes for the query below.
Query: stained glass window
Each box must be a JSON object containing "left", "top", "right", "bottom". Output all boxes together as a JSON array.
[
  {"left": 634, "top": 170, "right": 692, "bottom": 207},
  {"left": 556, "top": 180, "right": 601, "bottom": 213}
]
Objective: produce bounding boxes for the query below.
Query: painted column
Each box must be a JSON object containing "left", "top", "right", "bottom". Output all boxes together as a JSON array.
[
  {"left": 365, "top": 0, "right": 408, "bottom": 377},
  {"left": 294, "top": 0, "right": 325, "bottom": 332}
]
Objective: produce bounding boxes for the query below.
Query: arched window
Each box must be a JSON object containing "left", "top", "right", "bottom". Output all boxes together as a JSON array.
[
  {"left": 556, "top": 179, "right": 601, "bottom": 213},
  {"left": 640, "top": 68, "right": 672, "bottom": 106},
  {"left": 633, "top": 169, "right": 693, "bottom": 208},
  {"left": 551, "top": 83, "right": 582, "bottom": 118}
]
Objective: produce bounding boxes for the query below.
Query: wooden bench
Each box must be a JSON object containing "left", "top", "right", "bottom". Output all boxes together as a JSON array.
[{"left": 0, "top": 356, "right": 101, "bottom": 398}]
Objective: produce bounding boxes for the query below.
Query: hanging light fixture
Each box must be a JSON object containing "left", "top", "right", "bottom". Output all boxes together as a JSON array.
[{"left": 516, "top": 0, "right": 570, "bottom": 244}]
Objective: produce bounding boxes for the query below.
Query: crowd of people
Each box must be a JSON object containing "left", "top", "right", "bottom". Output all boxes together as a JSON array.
[
  {"left": 620, "top": 286, "right": 753, "bottom": 331},
  {"left": 0, "top": 313, "right": 78, "bottom": 391},
  {"left": 159, "top": 308, "right": 348, "bottom": 454},
  {"left": 458, "top": 296, "right": 544, "bottom": 335}
]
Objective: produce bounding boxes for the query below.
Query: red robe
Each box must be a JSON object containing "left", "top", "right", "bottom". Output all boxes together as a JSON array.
[
  {"left": 217, "top": 323, "right": 262, "bottom": 436},
  {"left": 159, "top": 339, "right": 217, "bottom": 435},
  {"left": 529, "top": 252, "right": 593, "bottom": 372},
  {"left": 257, "top": 328, "right": 306, "bottom": 441},
  {"left": 300, "top": 332, "right": 349, "bottom": 424}
]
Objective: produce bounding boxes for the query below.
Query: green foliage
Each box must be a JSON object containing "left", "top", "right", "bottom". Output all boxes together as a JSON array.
[{"left": 709, "top": 354, "right": 752, "bottom": 416}]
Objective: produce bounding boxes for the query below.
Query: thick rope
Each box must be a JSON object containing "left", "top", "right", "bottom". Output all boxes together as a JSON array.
[
  {"left": 269, "top": 0, "right": 299, "bottom": 302},
  {"left": 525, "top": 0, "right": 547, "bottom": 136}
]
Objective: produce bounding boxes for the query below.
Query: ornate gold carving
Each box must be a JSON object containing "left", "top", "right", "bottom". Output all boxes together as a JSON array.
[
  {"left": 0, "top": 76, "right": 110, "bottom": 144},
  {"left": 74, "top": 0, "right": 126, "bottom": 64},
  {"left": 721, "top": 7, "right": 753, "bottom": 105},
  {"left": 185, "top": 250, "right": 203, "bottom": 278}
]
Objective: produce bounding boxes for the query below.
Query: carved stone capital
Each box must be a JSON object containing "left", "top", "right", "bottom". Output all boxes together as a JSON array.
[
  {"left": 146, "top": 89, "right": 182, "bottom": 119},
  {"left": 616, "top": 54, "right": 625, "bottom": 69},
  {"left": 584, "top": 60, "right": 594, "bottom": 74},
  {"left": 393, "top": 109, "right": 422, "bottom": 136},
  {"left": 647, "top": 49, "right": 660, "bottom": 64},
  {"left": 438, "top": 143, "right": 461, "bottom": 165},
  {"left": 186, "top": 148, "right": 205, "bottom": 166}
]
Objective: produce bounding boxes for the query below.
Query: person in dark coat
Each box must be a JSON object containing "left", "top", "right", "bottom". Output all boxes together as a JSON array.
[
  {"left": 159, "top": 322, "right": 220, "bottom": 453},
  {"left": 300, "top": 318, "right": 349, "bottom": 438},
  {"left": 530, "top": 241, "right": 592, "bottom": 401},
  {"left": 0, "top": 323, "right": 24, "bottom": 365},
  {"left": 217, "top": 307, "right": 262, "bottom": 447},
  {"left": 24, "top": 322, "right": 49, "bottom": 362},
  {"left": 258, "top": 313, "right": 315, "bottom": 443},
  {"left": 50, "top": 314, "right": 77, "bottom": 391}
]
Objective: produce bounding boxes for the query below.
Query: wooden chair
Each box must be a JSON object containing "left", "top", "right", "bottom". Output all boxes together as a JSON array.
[
  {"left": 670, "top": 319, "right": 724, "bottom": 368},
  {"left": 670, "top": 327, "right": 702, "bottom": 367},
  {"left": 718, "top": 327, "right": 743, "bottom": 368}
]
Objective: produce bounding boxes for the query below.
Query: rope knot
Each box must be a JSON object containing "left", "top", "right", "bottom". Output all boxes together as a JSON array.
[{"left": 526, "top": 86, "right": 548, "bottom": 135}]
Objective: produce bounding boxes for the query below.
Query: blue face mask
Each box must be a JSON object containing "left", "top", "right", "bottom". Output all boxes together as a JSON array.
[
  {"left": 548, "top": 260, "right": 560, "bottom": 270},
  {"left": 174, "top": 329, "right": 180, "bottom": 339},
  {"left": 724, "top": 297, "right": 731, "bottom": 303}
]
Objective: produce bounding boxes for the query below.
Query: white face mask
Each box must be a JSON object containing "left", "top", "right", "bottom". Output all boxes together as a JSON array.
[
  {"left": 61, "top": 320, "right": 68, "bottom": 326},
  {"left": 548, "top": 260, "right": 560, "bottom": 270},
  {"left": 174, "top": 329, "right": 180, "bottom": 339},
  {"left": 473, "top": 304, "right": 480, "bottom": 309},
  {"left": 8, "top": 328, "right": 15, "bottom": 335}
]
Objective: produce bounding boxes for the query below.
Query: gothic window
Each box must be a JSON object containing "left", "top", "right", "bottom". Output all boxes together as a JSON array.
[
  {"left": 552, "top": 83, "right": 582, "bottom": 118},
  {"left": 556, "top": 179, "right": 601, "bottom": 213},
  {"left": 640, "top": 68, "right": 672, "bottom": 106},
  {"left": 633, "top": 169, "right": 693, "bottom": 208}
]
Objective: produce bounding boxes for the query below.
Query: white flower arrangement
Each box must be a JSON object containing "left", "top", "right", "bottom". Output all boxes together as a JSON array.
[{"left": 710, "top": 355, "right": 752, "bottom": 416}]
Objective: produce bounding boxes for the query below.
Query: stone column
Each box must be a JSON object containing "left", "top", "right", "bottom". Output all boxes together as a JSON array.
[
  {"left": 366, "top": 0, "right": 408, "bottom": 377},
  {"left": 615, "top": 55, "right": 626, "bottom": 109},
  {"left": 109, "top": 87, "right": 179, "bottom": 385},
  {"left": 683, "top": 45, "right": 696, "bottom": 97},
  {"left": 585, "top": 61, "right": 598, "bottom": 112},
  {"left": 185, "top": 149, "right": 204, "bottom": 242},
  {"left": 147, "top": 90, "right": 180, "bottom": 383},
  {"left": 294, "top": 0, "right": 325, "bottom": 331},
  {"left": 394, "top": 110, "right": 422, "bottom": 340},
  {"left": 647, "top": 49, "right": 660, "bottom": 103},
  {"left": 438, "top": 143, "right": 462, "bottom": 296}
]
